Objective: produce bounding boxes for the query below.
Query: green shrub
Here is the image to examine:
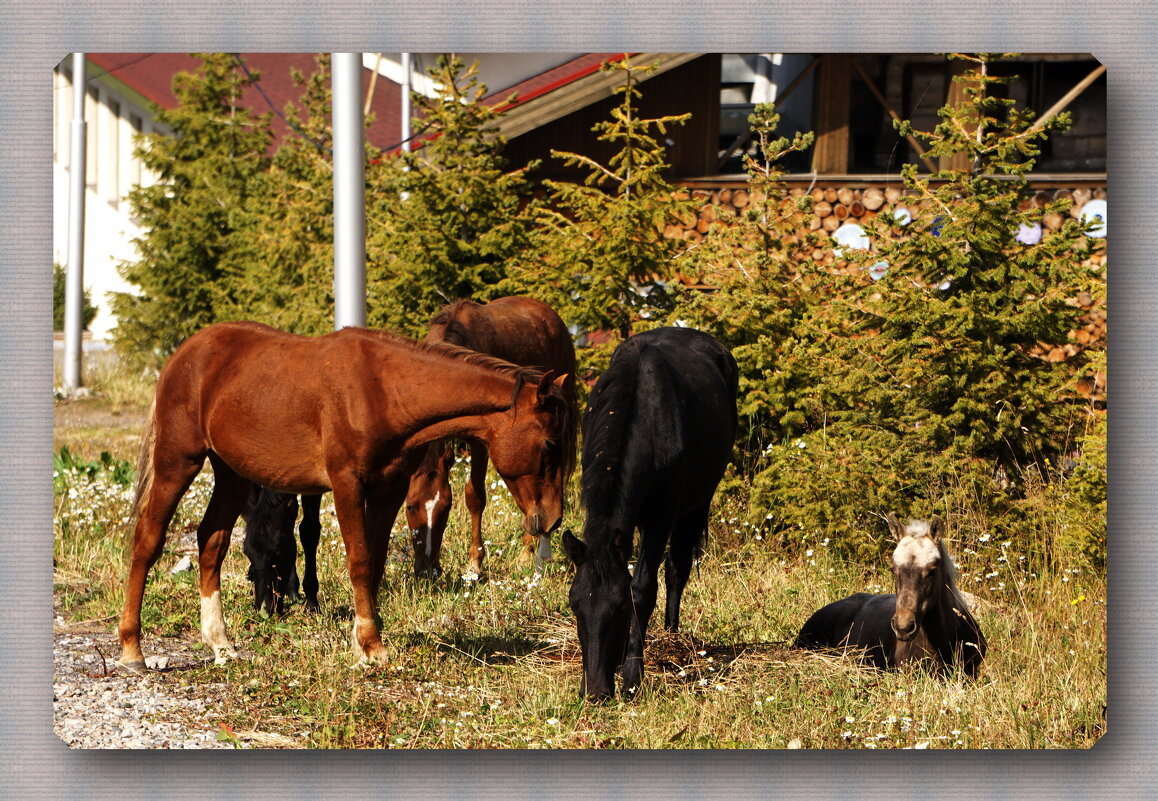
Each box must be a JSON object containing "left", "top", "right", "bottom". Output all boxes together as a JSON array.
[{"left": 52, "top": 263, "right": 97, "bottom": 332}]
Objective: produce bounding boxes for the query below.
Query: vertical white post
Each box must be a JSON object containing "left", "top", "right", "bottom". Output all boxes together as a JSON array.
[
  {"left": 63, "top": 52, "right": 87, "bottom": 393},
  {"left": 332, "top": 53, "right": 366, "bottom": 330},
  {"left": 401, "top": 53, "right": 412, "bottom": 151}
]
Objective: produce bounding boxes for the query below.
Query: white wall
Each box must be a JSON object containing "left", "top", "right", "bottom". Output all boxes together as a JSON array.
[
  {"left": 53, "top": 62, "right": 158, "bottom": 342},
  {"left": 365, "top": 53, "right": 583, "bottom": 98}
]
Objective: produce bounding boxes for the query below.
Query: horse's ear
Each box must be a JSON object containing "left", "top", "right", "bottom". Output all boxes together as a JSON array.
[
  {"left": 886, "top": 512, "right": 905, "bottom": 541},
  {"left": 535, "top": 370, "right": 562, "bottom": 408},
  {"left": 439, "top": 442, "right": 455, "bottom": 470},
  {"left": 929, "top": 515, "right": 946, "bottom": 542},
  {"left": 561, "top": 529, "right": 586, "bottom": 566}
]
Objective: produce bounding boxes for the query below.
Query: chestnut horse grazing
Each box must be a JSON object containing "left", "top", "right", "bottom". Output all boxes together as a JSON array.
[
  {"left": 562, "top": 328, "right": 738, "bottom": 699},
  {"left": 117, "top": 321, "right": 571, "bottom": 670},
  {"left": 795, "top": 514, "right": 987, "bottom": 677},
  {"left": 408, "top": 296, "right": 578, "bottom": 579}
]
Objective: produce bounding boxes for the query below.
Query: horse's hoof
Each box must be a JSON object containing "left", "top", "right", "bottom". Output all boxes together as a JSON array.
[
  {"left": 303, "top": 599, "right": 320, "bottom": 614},
  {"left": 115, "top": 659, "right": 147, "bottom": 673},
  {"left": 357, "top": 647, "right": 390, "bottom": 666}
]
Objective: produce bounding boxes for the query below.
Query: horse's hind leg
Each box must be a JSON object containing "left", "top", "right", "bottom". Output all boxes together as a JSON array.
[
  {"left": 118, "top": 454, "right": 204, "bottom": 669},
  {"left": 663, "top": 504, "right": 709, "bottom": 632},
  {"left": 298, "top": 494, "right": 322, "bottom": 613},
  {"left": 196, "top": 455, "right": 251, "bottom": 664},
  {"left": 463, "top": 441, "right": 489, "bottom": 579}
]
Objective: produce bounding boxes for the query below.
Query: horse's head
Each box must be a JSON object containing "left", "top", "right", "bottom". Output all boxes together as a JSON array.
[
  {"left": 405, "top": 442, "right": 455, "bottom": 578},
  {"left": 888, "top": 512, "right": 946, "bottom": 642},
  {"left": 242, "top": 490, "right": 300, "bottom": 615},
  {"left": 488, "top": 370, "right": 573, "bottom": 554},
  {"left": 562, "top": 528, "right": 631, "bottom": 700}
]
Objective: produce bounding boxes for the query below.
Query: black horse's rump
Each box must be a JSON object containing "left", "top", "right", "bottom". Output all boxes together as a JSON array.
[
  {"left": 795, "top": 515, "right": 987, "bottom": 678},
  {"left": 563, "top": 327, "right": 738, "bottom": 699},
  {"left": 241, "top": 487, "right": 320, "bottom": 615}
]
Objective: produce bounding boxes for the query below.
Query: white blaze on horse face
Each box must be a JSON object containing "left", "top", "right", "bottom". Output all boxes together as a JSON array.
[
  {"left": 893, "top": 533, "right": 940, "bottom": 573},
  {"left": 424, "top": 491, "right": 440, "bottom": 557},
  {"left": 199, "top": 591, "right": 237, "bottom": 665}
]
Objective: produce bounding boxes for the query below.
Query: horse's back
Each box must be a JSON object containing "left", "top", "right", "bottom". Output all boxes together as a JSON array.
[
  {"left": 629, "top": 327, "right": 738, "bottom": 476},
  {"left": 440, "top": 296, "right": 576, "bottom": 376},
  {"left": 585, "top": 328, "right": 736, "bottom": 524},
  {"left": 154, "top": 322, "right": 399, "bottom": 493},
  {"left": 797, "top": 592, "right": 896, "bottom": 668}
]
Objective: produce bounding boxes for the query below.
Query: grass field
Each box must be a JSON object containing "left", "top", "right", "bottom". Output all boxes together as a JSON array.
[{"left": 52, "top": 378, "right": 1106, "bottom": 750}]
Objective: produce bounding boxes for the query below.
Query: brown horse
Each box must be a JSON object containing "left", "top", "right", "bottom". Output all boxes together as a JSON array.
[
  {"left": 407, "top": 296, "right": 578, "bottom": 579},
  {"left": 117, "top": 321, "right": 571, "bottom": 669}
]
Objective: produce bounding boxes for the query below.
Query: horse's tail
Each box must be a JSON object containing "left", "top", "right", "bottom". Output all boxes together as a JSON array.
[{"left": 128, "top": 395, "right": 158, "bottom": 532}]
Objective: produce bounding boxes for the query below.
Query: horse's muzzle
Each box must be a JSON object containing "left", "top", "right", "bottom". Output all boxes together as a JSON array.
[{"left": 891, "top": 617, "right": 919, "bottom": 642}]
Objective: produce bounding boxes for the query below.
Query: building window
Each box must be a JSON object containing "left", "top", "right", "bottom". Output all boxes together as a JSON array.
[
  {"left": 106, "top": 98, "right": 121, "bottom": 203},
  {"left": 85, "top": 86, "right": 99, "bottom": 190}
]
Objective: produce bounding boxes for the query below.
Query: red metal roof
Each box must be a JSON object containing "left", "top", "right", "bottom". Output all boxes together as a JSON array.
[
  {"left": 485, "top": 53, "right": 625, "bottom": 111},
  {"left": 85, "top": 53, "right": 627, "bottom": 154},
  {"left": 86, "top": 53, "right": 403, "bottom": 151}
]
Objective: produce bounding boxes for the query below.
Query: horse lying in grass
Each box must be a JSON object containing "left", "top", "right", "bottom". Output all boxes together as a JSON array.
[
  {"left": 562, "top": 327, "right": 738, "bottom": 700},
  {"left": 795, "top": 513, "right": 987, "bottom": 677},
  {"left": 118, "top": 320, "right": 571, "bottom": 670}
]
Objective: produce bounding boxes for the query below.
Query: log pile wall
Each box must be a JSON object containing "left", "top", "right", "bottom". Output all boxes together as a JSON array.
[{"left": 667, "top": 181, "right": 1107, "bottom": 402}]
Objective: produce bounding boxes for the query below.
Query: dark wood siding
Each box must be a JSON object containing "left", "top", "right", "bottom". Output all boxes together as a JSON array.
[{"left": 504, "top": 55, "right": 721, "bottom": 181}]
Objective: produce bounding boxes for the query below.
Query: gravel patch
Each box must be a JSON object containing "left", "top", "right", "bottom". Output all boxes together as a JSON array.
[{"left": 52, "top": 616, "right": 295, "bottom": 749}]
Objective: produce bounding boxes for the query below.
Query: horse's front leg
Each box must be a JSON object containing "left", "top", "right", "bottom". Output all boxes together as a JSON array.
[
  {"left": 196, "top": 457, "right": 252, "bottom": 664},
  {"left": 366, "top": 483, "right": 405, "bottom": 599},
  {"left": 463, "top": 440, "right": 489, "bottom": 579},
  {"left": 621, "top": 525, "right": 666, "bottom": 698},
  {"left": 331, "top": 475, "right": 400, "bottom": 664}
]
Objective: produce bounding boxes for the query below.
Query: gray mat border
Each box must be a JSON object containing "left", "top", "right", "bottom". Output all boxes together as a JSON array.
[{"left": 1, "top": 2, "right": 1149, "bottom": 798}]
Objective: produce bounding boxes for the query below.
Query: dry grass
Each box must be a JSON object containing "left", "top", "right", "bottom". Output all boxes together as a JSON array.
[{"left": 53, "top": 391, "right": 1106, "bottom": 750}]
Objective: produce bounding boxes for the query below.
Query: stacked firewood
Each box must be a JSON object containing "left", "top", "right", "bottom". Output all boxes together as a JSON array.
[{"left": 666, "top": 183, "right": 1107, "bottom": 401}]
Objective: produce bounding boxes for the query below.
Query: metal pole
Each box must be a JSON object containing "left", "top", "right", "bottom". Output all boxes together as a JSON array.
[
  {"left": 401, "top": 53, "right": 412, "bottom": 151},
  {"left": 332, "top": 53, "right": 366, "bottom": 330},
  {"left": 63, "top": 53, "right": 87, "bottom": 393}
]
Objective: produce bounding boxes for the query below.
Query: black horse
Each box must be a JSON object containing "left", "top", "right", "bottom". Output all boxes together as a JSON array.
[
  {"left": 795, "top": 513, "right": 987, "bottom": 677},
  {"left": 562, "top": 327, "right": 738, "bottom": 700},
  {"left": 241, "top": 487, "right": 321, "bottom": 615}
]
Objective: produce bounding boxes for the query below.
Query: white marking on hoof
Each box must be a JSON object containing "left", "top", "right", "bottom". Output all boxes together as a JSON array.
[
  {"left": 200, "top": 591, "right": 237, "bottom": 664},
  {"left": 351, "top": 614, "right": 377, "bottom": 657}
]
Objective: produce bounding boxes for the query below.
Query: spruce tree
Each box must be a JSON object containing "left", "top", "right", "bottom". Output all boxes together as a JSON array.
[
  {"left": 110, "top": 53, "right": 272, "bottom": 369},
  {"left": 840, "top": 53, "right": 1101, "bottom": 479},
  {"left": 222, "top": 54, "right": 337, "bottom": 335},
  {"left": 737, "top": 54, "right": 1104, "bottom": 551},
  {"left": 671, "top": 103, "right": 821, "bottom": 468},
  {"left": 503, "top": 57, "right": 697, "bottom": 370},
  {"left": 365, "top": 55, "right": 535, "bottom": 337}
]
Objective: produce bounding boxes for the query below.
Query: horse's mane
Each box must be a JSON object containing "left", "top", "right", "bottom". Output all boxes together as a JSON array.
[
  {"left": 429, "top": 299, "right": 478, "bottom": 348},
  {"left": 581, "top": 359, "right": 637, "bottom": 537},
  {"left": 423, "top": 301, "right": 579, "bottom": 480}
]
